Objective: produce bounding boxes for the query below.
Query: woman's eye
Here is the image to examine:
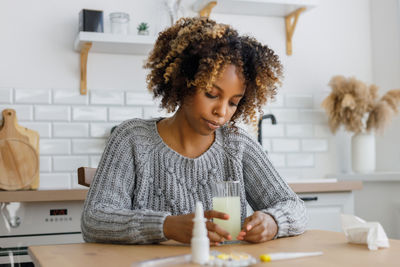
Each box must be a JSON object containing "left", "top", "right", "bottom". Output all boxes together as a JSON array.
[
  {"left": 229, "top": 102, "right": 239, "bottom": 107},
  {"left": 205, "top": 92, "right": 217, "bottom": 99}
]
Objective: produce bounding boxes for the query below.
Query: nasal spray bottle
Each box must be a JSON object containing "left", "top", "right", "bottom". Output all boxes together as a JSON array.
[{"left": 191, "top": 201, "right": 210, "bottom": 264}]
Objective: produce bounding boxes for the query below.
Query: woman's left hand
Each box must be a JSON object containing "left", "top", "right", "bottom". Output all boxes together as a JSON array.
[{"left": 236, "top": 211, "right": 278, "bottom": 243}]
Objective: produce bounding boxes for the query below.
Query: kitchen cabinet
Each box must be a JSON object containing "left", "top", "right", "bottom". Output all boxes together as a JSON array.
[
  {"left": 290, "top": 180, "right": 361, "bottom": 232},
  {"left": 298, "top": 192, "right": 354, "bottom": 232}
]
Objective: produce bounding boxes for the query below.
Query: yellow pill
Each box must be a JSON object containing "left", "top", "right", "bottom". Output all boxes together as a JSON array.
[
  {"left": 217, "top": 254, "right": 230, "bottom": 260},
  {"left": 260, "top": 254, "right": 272, "bottom": 262}
]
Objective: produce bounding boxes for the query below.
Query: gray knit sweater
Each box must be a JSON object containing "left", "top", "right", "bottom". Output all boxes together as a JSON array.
[{"left": 81, "top": 118, "right": 308, "bottom": 244}]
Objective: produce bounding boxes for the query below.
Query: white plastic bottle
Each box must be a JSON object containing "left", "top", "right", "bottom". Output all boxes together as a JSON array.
[{"left": 191, "top": 201, "right": 210, "bottom": 264}]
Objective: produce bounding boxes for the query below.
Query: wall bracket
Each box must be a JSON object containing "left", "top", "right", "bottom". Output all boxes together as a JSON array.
[
  {"left": 199, "top": 1, "right": 217, "bottom": 17},
  {"left": 285, "top": 7, "right": 305, "bottom": 55},
  {"left": 80, "top": 42, "right": 92, "bottom": 95}
]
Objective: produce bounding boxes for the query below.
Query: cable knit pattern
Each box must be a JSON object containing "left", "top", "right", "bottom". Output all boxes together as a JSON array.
[{"left": 81, "top": 118, "right": 308, "bottom": 244}]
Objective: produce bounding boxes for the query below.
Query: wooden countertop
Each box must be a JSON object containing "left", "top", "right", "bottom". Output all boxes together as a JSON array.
[
  {"left": 0, "top": 189, "right": 88, "bottom": 202},
  {"left": 0, "top": 181, "right": 362, "bottom": 202},
  {"left": 29, "top": 230, "right": 400, "bottom": 267},
  {"left": 290, "top": 180, "right": 362, "bottom": 193}
]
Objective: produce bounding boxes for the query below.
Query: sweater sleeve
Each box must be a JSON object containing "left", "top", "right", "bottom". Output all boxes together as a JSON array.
[
  {"left": 81, "top": 120, "right": 171, "bottom": 244},
  {"left": 241, "top": 133, "right": 308, "bottom": 238}
]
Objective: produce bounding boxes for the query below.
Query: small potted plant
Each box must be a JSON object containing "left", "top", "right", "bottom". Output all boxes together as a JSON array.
[{"left": 137, "top": 22, "right": 149, "bottom": 35}]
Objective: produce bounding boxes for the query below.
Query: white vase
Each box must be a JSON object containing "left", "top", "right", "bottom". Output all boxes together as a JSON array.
[
  {"left": 336, "top": 128, "right": 352, "bottom": 173},
  {"left": 351, "top": 132, "right": 376, "bottom": 173}
]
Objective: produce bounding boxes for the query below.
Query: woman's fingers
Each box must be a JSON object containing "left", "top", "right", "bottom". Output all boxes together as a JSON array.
[
  {"left": 239, "top": 212, "right": 278, "bottom": 243},
  {"left": 204, "top": 210, "right": 229, "bottom": 220},
  {"left": 206, "top": 221, "right": 232, "bottom": 243},
  {"left": 242, "top": 215, "right": 262, "bottom": 232},
  {"left": 242, "top": 224, "right": 264, "bottom": 240},
  {"left": 237, "top": 213, "right": 263, "bottom": 240}
]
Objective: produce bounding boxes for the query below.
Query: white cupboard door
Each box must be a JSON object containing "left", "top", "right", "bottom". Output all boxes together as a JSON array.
[{"left": 299, "top": 192, "right": 354, "bottom": 232}]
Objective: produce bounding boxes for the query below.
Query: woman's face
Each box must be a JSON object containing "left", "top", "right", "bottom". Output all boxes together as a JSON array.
[{"left": 182, "top": 64, "right": 245, "bottom": 136}]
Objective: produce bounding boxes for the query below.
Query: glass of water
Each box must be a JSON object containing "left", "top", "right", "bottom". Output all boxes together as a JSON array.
[{"left": 212, "top": 180, "right": 241, "bottom": 242}]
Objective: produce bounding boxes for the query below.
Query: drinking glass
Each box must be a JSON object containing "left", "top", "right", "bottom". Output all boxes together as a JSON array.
[{"left": 212, "top": 181, "right": 241, "bottom": 242}]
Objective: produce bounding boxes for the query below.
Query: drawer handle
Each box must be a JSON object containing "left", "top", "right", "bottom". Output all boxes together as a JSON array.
[{"left": 300, "top": 196, "right": 318, "bottom": 201}]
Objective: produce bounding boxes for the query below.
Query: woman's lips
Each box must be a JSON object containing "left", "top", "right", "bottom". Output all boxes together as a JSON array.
[{"left": 204, "top": 119, "right": 220, "bottom": 130}]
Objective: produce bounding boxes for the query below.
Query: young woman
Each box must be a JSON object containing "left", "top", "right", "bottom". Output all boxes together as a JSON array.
[{"left": 81, "top": 17, "right": 307, "bottom": 245}]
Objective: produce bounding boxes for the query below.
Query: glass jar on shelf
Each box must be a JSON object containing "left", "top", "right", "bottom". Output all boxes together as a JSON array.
[{"left": 109, "top": 12, "right": 130, "bottom": 35}]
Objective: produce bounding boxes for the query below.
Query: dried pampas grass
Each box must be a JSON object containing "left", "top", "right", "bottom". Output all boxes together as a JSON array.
[{"left": 322, "top": 76, "right": 400, "bottom": 134}]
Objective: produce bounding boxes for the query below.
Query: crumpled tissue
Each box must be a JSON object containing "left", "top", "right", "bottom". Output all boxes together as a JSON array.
[{"left": 341, "top": 214, "right": 390, "bottom": 250}]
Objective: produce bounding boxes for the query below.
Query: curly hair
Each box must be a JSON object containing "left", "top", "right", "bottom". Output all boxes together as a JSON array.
[{"left": 144, "top": 17, "right": 283, "bottom": 125}]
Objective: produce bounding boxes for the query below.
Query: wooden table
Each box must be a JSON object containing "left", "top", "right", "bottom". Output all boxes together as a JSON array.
[{"left": 29, "top": 230, "right": 399, "bottom": 267}]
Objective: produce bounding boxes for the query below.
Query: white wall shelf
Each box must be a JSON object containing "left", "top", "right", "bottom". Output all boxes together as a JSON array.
[
  {"left": 193, "top": 0, "right": 319, "bottom": 17},
  {"left": 74, "top": 32, "right": 156, "bottom": 55},
  {"left": 74, "top": 32, "right": 156, "bottom": 95},
  {"left": 193, "top": 0, "right": 319, "bottom": 55}
]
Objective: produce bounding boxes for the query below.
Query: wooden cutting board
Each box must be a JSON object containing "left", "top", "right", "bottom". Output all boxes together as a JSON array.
[{"left": 0, "top": 109, "right": 40, "bottom": 190}]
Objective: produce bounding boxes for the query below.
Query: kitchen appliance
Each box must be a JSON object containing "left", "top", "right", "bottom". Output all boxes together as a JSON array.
[{"left": 0, "top": 201, "right": 84, "bottom": 265}]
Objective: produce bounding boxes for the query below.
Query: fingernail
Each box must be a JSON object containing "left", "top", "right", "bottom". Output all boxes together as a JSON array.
[{"left": 247, "top": 225, "right": 252, "bottom": 231}]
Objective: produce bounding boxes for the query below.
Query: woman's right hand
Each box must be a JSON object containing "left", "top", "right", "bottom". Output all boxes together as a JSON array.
[{"left": 163, "top": 210, "right": 232, "bottom": 245}]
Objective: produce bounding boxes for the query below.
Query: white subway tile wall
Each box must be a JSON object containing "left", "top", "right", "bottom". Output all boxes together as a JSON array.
[
  {"left": 53, "top": 123, "right": 89, "bottom": 137},
  {"left": 39, "top": 173, "right": 71, "bottom": 189},
  {"left": 15, "top": 89, "right": 51, "bottom": 104},
  {"left": 287, "top": 153, "right": 314, "bottom": 167},
  {"left": 39, "top": 156, "right": 52, "bottom": 172},
  {"left": 109, "top": 107, "right": 142, "bottom": 121},
  {"left": 272, "top": 139, "right": 300, "bottom": 152},
  {"left": 0, "top": 89, "right": 331, "bottom": 188},
  {"left": 0, "top": 105, "right": 32, "bottom": 120},
  {"left": 35, "top": 105, "right": 70, "bottom": 121},
  {"left": 268, "top": 153, "right": 286, "bottom": 167},
  {"left": 261, "top": 123, "right": 284, "bottom": 137},
  {"left": 53, "top": 156, "right": 89, "bottom": 172},
  {"left": 90, "top": 123, "right": 117, "bottom": 137},
  {"left": 73, "top": 107, "right": 107, "bottom": 121},
  {"left": 285, "top": 95, "right": 313, "bottom": 108},
  {"left": 90, "top": 91, "right": 124, "bottom": 105},
  {"left": 20, "top": 122, "right": 52, "bottom": 138},
  {"left": 72, "top": 139, "right": 106, "bottom": 154},
  {"left": 0, "top": 88, "right": 13, "bottom": 103},
  {"left": 40, "top": 139, "right": 70, "bottom": 155},
  {"left": 286, "top": 124, "right": 313, "bottom": 137},
  {"left": 53, "top": 90, "right": 88, "bottom": 105},
  {"left": 126, "top": 92, "right": 155, "bottom": 106}
]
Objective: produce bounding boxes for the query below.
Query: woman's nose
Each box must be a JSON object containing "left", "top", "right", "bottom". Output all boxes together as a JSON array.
[{"left": 213, "top": 101, "right": 228, "bottom": 117}]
